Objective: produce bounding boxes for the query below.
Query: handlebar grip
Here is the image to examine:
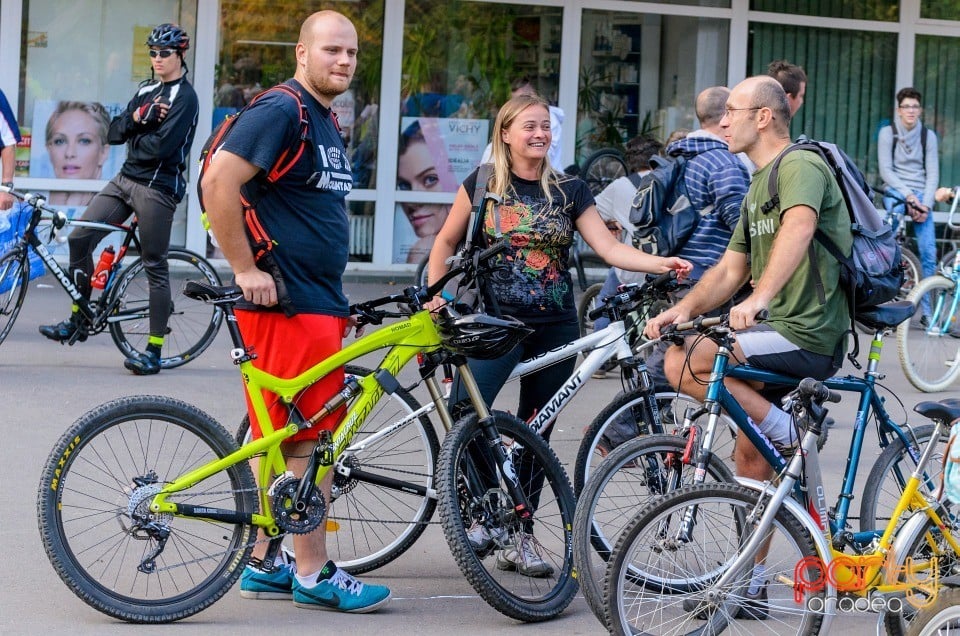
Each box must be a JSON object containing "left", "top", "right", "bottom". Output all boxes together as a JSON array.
[
  {"left": 755, "top": 309, "right": 769, "bottom": 322},
  {"left": 798, "top": 377, "right": 842, "bottom": 403},
  {"left": 651, "top": 270, "right": 677, "bottom": 288}
]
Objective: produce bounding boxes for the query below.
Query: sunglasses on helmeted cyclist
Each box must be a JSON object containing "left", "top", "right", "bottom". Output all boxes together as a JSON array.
[{"left": 149, "top": 49, "right": 176, "bottom": 58}]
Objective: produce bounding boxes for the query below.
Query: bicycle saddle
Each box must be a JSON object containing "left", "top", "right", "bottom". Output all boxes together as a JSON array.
[
  {"left": 854, "top": 300, "right": 916, "bottom": 331},
  {"left": 183, "top": 280, "right": 244, "bottom": 304},
  {"left": 913, "top": 399, "right": 960, "bottom": 424}
]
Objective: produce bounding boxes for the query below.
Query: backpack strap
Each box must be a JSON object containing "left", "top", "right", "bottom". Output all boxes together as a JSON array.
[{"left": 891, "top": 123, "right": 927, "bottom": 166}]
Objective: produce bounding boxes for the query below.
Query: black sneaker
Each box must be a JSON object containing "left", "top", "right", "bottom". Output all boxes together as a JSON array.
[
  {"left": 734, "top": 585, "right": 769, "bottom": 620},
  {"left": 124, "top": 351, "right": 161, "bottom": 375},
  {"left": 39, "top": 316, "right": 87, "bottom": 343}
]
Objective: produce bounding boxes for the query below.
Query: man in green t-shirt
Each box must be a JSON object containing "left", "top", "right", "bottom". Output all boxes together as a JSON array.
[{"left": 645, "top": 75, "right": 851, "bottom": 615}]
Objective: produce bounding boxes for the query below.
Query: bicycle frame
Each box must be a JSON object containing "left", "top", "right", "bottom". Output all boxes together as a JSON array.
[
  {"left": 150, "top": 308, "right": 446, "bottom": 529},
  {"left": 16, "top": 202, "right": 140, "bottom": 327},
  {"left": 677, "top": 322, "right": 930, "bottom": 547},
  {"left": 713, "top": 411, "right": 959, "bottom": 629}
]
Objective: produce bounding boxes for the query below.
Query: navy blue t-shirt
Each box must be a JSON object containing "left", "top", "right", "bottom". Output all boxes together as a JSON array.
[{"left": 220, "top": 79, "right": 352, "bottom": 316}]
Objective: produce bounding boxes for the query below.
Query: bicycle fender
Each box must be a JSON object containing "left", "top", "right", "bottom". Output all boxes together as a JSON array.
[{"left": 734, "top": 476, "right": 839, "bottom": 628}]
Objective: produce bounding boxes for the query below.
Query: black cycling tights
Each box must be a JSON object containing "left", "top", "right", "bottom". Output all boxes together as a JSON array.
[{"left": 67, "top": 174, "right": 176, "bottom": 338}]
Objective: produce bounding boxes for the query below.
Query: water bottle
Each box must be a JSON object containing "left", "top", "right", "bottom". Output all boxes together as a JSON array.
[{"left": 91, "top": 245, "right": 116, "bottom": 289}]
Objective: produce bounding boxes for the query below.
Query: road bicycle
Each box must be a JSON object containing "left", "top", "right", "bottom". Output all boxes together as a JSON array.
[
  {"left": 36, "top": 237, "right": 584, "bottom": 623},
  {"left": 0, "top": 186, "right": 222, "bottom": 367},
  {"left": 573, "top": 303, "right": 949, "bottom": 626},
  {"left": 603, "top": 381, "right": 960, "bottom": 636},
  {"left": 897, "top": 186, "right": 960, "bottom": 392}
]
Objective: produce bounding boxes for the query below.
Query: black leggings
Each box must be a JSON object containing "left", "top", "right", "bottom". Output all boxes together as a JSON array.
[
  {"left": 449, "top": 316, "right": 579, "bottom": 526},
  {"left": 68, "top": 173, "right": 176, "bottom": 338}
]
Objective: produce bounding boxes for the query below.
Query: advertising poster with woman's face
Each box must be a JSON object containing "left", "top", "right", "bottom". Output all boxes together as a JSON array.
[
  {"left": 30, "top": 100, "right": 127, "bottom": 207},
  {"left": 393, "top": 116, "right": 489, "bottom": 264},
  {"left": 27, "top": 100, "right": 127, "bottom": 257}
]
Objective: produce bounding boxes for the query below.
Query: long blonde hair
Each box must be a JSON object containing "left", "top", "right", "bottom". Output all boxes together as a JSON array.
[{"left": 488, "top": 94, "right": 561, "bottom": 208}]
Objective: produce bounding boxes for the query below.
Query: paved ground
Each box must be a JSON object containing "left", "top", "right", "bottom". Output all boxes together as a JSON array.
[{"left": 2, "top": 269, "right": 941, "bottom": 635}]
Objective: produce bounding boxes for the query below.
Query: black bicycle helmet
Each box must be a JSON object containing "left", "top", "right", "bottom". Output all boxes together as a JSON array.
[
  {"left": 146, "top": 23, "right": 190, "bottom": 51},
  {"left": 437, "top": 312, "right": 532, "bottom": 359}
]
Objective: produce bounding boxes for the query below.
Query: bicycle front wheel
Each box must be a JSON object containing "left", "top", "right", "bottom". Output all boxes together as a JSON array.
[
  {"left": 897, "top": 275, "right": 960, "bottom": 392},
  {"left": 905, "top": 587, "right": 960, "bottom": 636},
  {"left": 37, "top": 395, "right": 257, "bottom": 623},
  {"left": 0, "top": 247, "right": 29, "bottom": 346},
  {"left": 605, "top": 482, "right": 824, "bottom": 636},
  {"left": 574, "top": 388, "right": 737, "bottom": 494},
  {"left": 572, "top": 434, "right": 735, "bottom": 625},
  {"left": 437, "top": 411, "right": 577, "bottom": 622},
  {"left": 109, "top": 249, "right": 223, "bottom": 369},
  {"left": 582, "top": 148, "right": 627, "bottom": 196},
  {"left": 900, "top": 247, "right": 922, "bottom": 300},
  {"left": 234, "top": 365, "right": 440, "bottom": 575}
]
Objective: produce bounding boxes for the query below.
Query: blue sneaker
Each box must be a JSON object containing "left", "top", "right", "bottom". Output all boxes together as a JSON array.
[
  {"left": 240, "top": 547, "right": 296, "bottom": 600},
  {"left": 293, "top": 562, "right": 391, "bottom": 613}
]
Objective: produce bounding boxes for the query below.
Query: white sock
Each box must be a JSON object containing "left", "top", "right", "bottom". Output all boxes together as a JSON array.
[
  {"left": 748, "top": 564, "right": 766, "bottom": 595},
  {"left": 758, "top": 406, "right": 795, "bottom": 446}
]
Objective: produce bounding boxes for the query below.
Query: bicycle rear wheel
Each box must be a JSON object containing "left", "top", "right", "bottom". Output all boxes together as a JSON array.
[
  {"left": 0, "top": 247, "right": 29, "bottom": 346},
  {"left": 897, "top": 275, "right": 960, "bottom": 392},
  {"left": 234, "top": 365, "right": 440, "bottom": 574},
  {"left": 859, "top": 424, "right": 946, "bottom": 536},
  {"left": 582, "top": 148, "right": 627, "bottom": 196},
  {"left": 900, "top": 247, "right": 922, "bottom": 300},
  {"left": 904, "top": 587, "right": 960, "bottom": 636},
  {"left": 572, "top": 434, "right": 735, "bottom": 625},
  {"left": 437, "top": 411, "right": 577, "bottom": 622},
  {"left": 37, "top": 395, "right": 257, "bottom": 623},
  {"left": 109, "top": 249, "right": 223, "bottom": 369},
  {"left": 604, "top": 482, "right": 824, "bottom": 635}
]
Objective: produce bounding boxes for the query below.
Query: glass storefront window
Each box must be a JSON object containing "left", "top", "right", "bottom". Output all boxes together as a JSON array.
[
  {"left": 577, "top": 11, "right": 729, "bottom": 163},
  {"left": 748, "top": 23, "right": 897, "bottom": 185},
  {"left": 394, "top": 1, "right": 563, "bottom": 264},
  {"left": 750, "top": 1, "right": 898, "bottom": 21},
  {"left": 19, "top": 2, "right": 198, "bottom": 247},
  {"left": 914, "top": 34, "right": 960, "bottom": 191},
  {"left": 922, "top": 2, "right": 960, "bottom": 20},
  {"left": 216, "top": 1, "right": 384, "bottom": 190}
]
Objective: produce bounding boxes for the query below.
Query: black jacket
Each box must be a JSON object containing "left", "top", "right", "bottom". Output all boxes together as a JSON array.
[{"left": 108, "top": 75, "right": 199, "bottom": 202}]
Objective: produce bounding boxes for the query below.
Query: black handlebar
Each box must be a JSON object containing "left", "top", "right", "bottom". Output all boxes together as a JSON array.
[
  {"left": 0, "top": 185, "right": 68, "bottom": 240},
  {"left": 349, "top": 239, "right": 509, "bottom": 327},
  {"left": 586, "top": 270, "right": 680, "bottom": 322},
  {"left": 798, "top": 377, "right": 842, "bottom": 404}
]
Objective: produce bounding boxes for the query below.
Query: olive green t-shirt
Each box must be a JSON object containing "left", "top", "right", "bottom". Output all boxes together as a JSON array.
[{"left": 729, "top": 149, "right": 852, "bottom": 357}]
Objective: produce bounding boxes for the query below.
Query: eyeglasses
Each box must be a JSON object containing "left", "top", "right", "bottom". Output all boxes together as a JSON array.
[
  {"left": 149, "top": 49, "right": 175, "bottom": 59},
  {"left": 724, "top": 106, "right": 761, "bottom": 117},
  {"left": 898, "top": 104, "right": 921, "bottom": 111}
]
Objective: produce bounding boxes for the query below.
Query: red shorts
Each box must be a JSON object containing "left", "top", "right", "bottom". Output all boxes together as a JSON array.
[{"left": 235, "top": 309, "right": 347, "bottom": 443}]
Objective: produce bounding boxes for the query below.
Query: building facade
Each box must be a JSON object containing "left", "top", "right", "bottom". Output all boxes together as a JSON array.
[{"left": 1, "top": 0, "right": 957, "bottom": 273}]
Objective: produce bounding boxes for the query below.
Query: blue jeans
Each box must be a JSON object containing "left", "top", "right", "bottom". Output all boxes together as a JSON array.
[{"left": 883, "top": 187, "right": 937, "bottom": 316}]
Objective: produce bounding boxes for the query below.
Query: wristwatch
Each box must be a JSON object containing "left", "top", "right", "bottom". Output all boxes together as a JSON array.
[{"left": 0, "top": 182, "right": 13, "bottom": 189}]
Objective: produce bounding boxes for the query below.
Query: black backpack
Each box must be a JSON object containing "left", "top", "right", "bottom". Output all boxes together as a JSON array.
[
  {"left": 628, "top": 154, "right": 700, "bottom": 257},
  {"left": 757, "top": 140, "right": 905, "bottom": 363}
]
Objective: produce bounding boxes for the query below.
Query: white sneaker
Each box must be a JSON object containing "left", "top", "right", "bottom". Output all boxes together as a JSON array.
[
  {"left": 495, "top": 532, "right": 554, "bottom": 577},
  {"left": 467, "top": 521, "right": 507, "bottom": 557}
]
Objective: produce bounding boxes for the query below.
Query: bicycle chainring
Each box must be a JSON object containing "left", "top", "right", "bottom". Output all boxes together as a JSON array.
[{"left": 270, "top": 476, "right": 326, "bottom": 535}]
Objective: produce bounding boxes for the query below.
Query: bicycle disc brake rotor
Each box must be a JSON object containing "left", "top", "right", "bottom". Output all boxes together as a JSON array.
[
  {"left": 270, "top": 475, "right": 326, "bottom": 534},
  {"left": 331, "top": 455, "right": 359, "bottom": 498}
]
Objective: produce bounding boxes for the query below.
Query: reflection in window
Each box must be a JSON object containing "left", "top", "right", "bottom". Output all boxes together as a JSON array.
[
  {"left": 750, "top": 0, "right": 898, "bottom": 21},
  {"left": 577, "top": 11, "right": 728, "bottom": 164},
  {"left": 395, "top": 1, "right": 563, "bottom": 264},
  {"left": 749, "top": 23, "right": 897, "bottom": 185},
  {"left": 915, "top": 35, "right": 960, "bottom": 189},
  {"left": 921, "top": 1, "right": 960, "bottom": 20},
  {"left": 216, "top": 1, "right": 384, "bottom": 190}
]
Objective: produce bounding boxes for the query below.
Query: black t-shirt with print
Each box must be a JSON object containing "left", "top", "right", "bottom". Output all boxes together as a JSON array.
[
  {"left": 220, "top": 79, "right": 352, "bottom": 316},
  {"left": 461, "top": 169, "right": 594, "bottom": 322}
]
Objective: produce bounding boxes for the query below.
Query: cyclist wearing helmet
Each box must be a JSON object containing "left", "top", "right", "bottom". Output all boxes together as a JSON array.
[{"left": 40, "top": 23, "right": 199, "bottom": 375}]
